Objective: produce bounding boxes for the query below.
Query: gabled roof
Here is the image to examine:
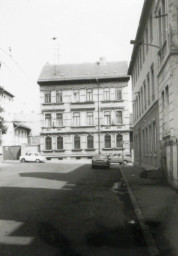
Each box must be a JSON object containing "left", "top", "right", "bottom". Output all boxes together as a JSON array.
[
  {"left": 0, "top": 87, "right": 14, "bottom": 98},
  {"left": 13, "top": 122, "right": 31, "bottom": 131},
  {"left": 37, "top": 61, "right": 129, "bottom": 83}
]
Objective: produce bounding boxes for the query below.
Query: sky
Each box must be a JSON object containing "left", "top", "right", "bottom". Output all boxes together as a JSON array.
[{"left": 0, "top": 0, "right": 144, "bottom": 114}]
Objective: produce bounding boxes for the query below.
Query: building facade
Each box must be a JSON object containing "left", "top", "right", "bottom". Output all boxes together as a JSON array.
[
  {"left": 37, "top": 61, "right": 131, "bottom": 160},
  {"left": 128, "top": 0, "right": 178, "bottom": 188}
]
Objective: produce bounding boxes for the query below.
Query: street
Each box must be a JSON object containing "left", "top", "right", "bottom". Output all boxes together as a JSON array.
[{"left": 0, "top": 162, "right": 149, "bottom": 256}]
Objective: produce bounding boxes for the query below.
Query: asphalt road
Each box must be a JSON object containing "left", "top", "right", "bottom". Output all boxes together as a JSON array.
[{"left": 0, "top": 162, "right": 149, "bottom": 256}]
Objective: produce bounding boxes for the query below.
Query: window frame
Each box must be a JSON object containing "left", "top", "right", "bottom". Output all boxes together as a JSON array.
[
  {"left": 104, "top": 134, "right": 111, "bottom": 149},
  {"left": 45, "top": 113, "right": 52, "bottom": 127},
  {"left": 57, "top": 135, "right": 63, "bottom": 150},
  {"left": 74, "top": 134, "right": 80, "bottom": 149},
  {"left": 87, "top": 134, "right": 94, "bottom": 149},
  {"left": 45, "top": 136, "right": 52, "bottom": 150}
]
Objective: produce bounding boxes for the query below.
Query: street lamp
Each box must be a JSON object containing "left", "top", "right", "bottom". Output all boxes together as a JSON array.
[{"left": 130, "top": 40, "right": 160, "bottom": 50}]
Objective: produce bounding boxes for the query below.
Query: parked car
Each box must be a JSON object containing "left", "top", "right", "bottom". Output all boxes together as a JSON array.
[
  {"left": 92, "top": 153, "right": 110, "bottom": 168},
  {"left": 20, "top": 152, "right": 46, "bottom": 163},
  {"left": 109, "top": 153, "right": 132, "bottom": 165}
]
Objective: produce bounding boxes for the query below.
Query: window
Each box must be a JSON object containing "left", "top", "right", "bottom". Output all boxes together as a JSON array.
[
  {"left": 116, "top": 134, "right": 123, "bottom": 148},
  {"left": 150, "top": 15, "right": 153, "bottom": 42},
  {"left": 44, "top": 91, "right": 51, "bottom": 103},
  {"left": 45, "top": 137, "right": 52, "bottom": 150},
  {"left": 145, "top": 27, "right": 149, "bottom": 53},
  {"left": 158, "top": 9, "right": 162, "bottom": 47},
  {"left": 153, "top": 121, "right": 157, "bottom": 153},
  {"left": 104, "top": 111, "right": 111, "bottom": 125},
  {"left": 87, "top": 134, "right": 94, "bottom": 149},
  {"left": 162, "top": 90, "right": 165, "bottom": 132},
  {"left": 141, "top": 87, "right": 143, "bottom": 114},
  {"left": 87, "top": 112, "right": 93, "bottom": 125},
  {"left": 116, "top": 89, "right": 122, "bottom": 100},
  {"left": 162, "top": 0, "right": 167, "bottom": 43},
  {"left": 147, "top": 73, "right": 150, "bottom": 104},
  {"left": 45, "top": 113, "right": 52, "bottom": 127},
  {"left": 103, "top": 88, "right": 110, "bottom": 101},
  {"left": 74, "top": 90, "right": 80, "bottom": 102},
  {"left": 73, "top": 112, "right": 80, "bottom": 126},
  {"left": 56, "top": 90, "right": 62, "bottom": 103},
  {"left": 149, "top": 125, "right": 152, "bottom": 154},
  {"left": 116, "top": 111, "right": 122, "bottom": 124},
  {"left": 142, "top": 43, "right": 145, "bottom": 63},
  {"left": 74, "top": 135, "right": 80, "bottom": 149},
  {"left": 165, "top": 85, "right": 169, "bottom": 106},
  {"left": 151, "top": 64, "right": 155, "bottom": 98},
  {"left": 57, "top": 136, "right": 63, "bottom": 150},
  {"left": 105, "top": 134, "right": 111, "bottom": 148},
  {"left": 86, "top": 89, "right": 93, "bottom": 101},
  {"left": 56, "top": 113, "right": 63, "bottom": 127},
  {"left": 144, "top": 81, "right": 147, "bottom": 110}
]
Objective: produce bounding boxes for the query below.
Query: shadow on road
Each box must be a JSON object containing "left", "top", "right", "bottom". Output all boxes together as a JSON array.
[{"left": 38, "top": 222, "right": 85, "bottom": 256}]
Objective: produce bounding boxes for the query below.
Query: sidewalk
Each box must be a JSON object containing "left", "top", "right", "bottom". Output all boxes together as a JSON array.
[{"left": 120, "top": 165, "right": 178, "bottom": 256}]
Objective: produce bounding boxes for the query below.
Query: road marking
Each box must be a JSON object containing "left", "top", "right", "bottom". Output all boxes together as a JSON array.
[{"left": 0, "top": 220, "right": 33, "bottom": 245}]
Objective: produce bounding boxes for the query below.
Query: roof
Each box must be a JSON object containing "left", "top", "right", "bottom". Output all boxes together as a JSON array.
[
  {"left": 13, "top": 122, "right": 31, "bottom": 131},
  {"left": 128, "top": 0, "right": 154, "bottom": 75},
  {"left": 0, "top": 87, "right": 14, "bottom": 98},
  {"left": 37, "top": 61, "right": 129, "bottom": 83}
]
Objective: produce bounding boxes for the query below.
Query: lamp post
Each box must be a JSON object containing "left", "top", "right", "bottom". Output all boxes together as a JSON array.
[{"left": 130, "top": 40, "right": 160, "bottom": 49}]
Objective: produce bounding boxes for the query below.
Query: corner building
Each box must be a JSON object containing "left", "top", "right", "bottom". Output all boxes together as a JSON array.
[
  {"left": 37, "top": 62, "right": 130, "bottom": 160},
  {"left": 128, "top": 0, "right": 178, "bottom": 188}
]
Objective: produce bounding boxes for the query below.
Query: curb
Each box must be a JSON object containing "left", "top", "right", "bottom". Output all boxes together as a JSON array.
[{"left": 120, "top": 167, "right": 160, "bottom": 256}]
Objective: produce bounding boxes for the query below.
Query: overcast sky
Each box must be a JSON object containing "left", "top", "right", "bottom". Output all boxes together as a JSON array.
[{"left": 0, "top": 0, "right": 144, "bottom": 113}]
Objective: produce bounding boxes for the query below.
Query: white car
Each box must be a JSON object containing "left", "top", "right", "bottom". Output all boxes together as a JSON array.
[{"left": 20, "top": 152, "right": 46, "bottom": 163}]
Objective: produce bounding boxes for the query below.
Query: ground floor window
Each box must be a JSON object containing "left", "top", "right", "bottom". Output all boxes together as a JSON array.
[
  {"left": 57, "top": 136, "right": 63, "bottom": 150},
  {"left": 116, "top": 134, "right": 123, "bottom": 148},
  {"left": 105, "top": 134, "right": 111, "bottom": 148},
  {"left": 45, "top": 136, "right": 52, "bottom": 150},
  {"left": 87, "top": 134, "right": 94, "bottom": 149},
  {"left": 74, "top": 135, "right": 80, "bottom": 149}
]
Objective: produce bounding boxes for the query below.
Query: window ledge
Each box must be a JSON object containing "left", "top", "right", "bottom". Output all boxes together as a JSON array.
[
  {"left": 71, "top": 125, "right": 95, "bottom": 128},
  {"left": 101, "top": 99, "right": 124, "bottom": 103},
  {"left": 53, "top": 150, "right": 65, "bottom": 152},
  {"left": 101, "top": 100, "right": 123, "bottom": 103},
  {"left": 85, "top": 149, "right": 95, "bottom": 151},
  {"left": 72, "top": 149, "right": 82, "bottom": 152},
  {"left": 71, "top": 101, "right": 94, "bottom": 104},
  {"left": 42, "top": 126, "right": 65, "bottom": 129},
  {"left": 42, "top": 102, "right": 64, "bottom": 105},
  {"left": 43, "top": 150, "right": 53, "bottom": 152}
]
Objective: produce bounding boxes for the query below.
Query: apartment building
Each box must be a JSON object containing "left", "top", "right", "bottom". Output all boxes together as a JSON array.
[
  {"left": 128, "top": 0, "right": 178, "bottom": 188},
  {"left": 37, "top": 61, "right": 131, "bottom": 160}
]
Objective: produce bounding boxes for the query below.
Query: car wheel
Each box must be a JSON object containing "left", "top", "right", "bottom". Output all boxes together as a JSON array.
[
  {"left": 35, "top": 159, "right": 40, "bottom": 163},
  {"left": 21, "top": 158, "right": 26, "bottom": 163},
  {"left": 123, "top": 160, "right": 128, "bottom": 165}
]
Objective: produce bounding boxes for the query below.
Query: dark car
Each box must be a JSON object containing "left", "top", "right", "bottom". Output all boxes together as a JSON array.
[{"left": 92, "top": 153, "right": 110, "bottom": 168}]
